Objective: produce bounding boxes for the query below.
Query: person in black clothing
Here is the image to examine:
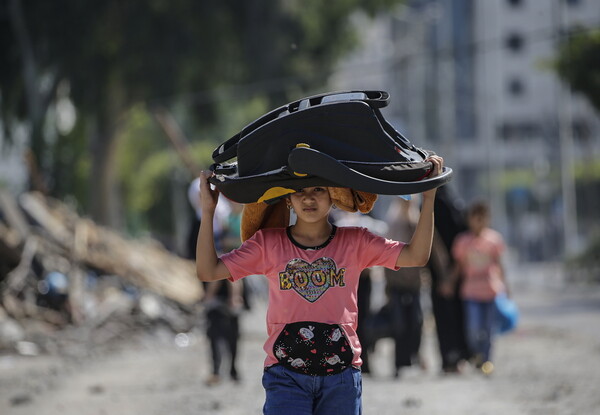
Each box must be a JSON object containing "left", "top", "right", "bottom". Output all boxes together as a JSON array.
[
  {"left": 383, "top": 197, "right": 425, "bottom": 378},
  {"left": 202, "top": 278, "right": 243, "bottom": 385},
  {"left": 427, "top": 186, "right": 471, "bottom": 373}
]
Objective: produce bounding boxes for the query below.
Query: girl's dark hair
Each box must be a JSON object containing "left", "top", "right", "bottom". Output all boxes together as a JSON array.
[{"left": 468, "top": 200, "right": 490, "bottom": 218}]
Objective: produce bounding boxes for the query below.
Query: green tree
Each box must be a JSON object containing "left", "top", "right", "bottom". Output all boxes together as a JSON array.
[
  {"left": 553, "top": 29, "right": 600, "bottom": 112},
  {"left": 553, "top": 28, "right": 600, "bottom": 260},
  {"left": 1, "top": 0, "right": 402, "bottom": 232}
]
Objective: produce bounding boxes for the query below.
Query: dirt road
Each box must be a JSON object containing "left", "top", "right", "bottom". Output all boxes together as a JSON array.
[{"left": 2, "top": 264, "right": 599, "bottom": 415}]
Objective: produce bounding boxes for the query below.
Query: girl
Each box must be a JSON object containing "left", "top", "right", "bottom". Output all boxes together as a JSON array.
[
  {"left": 450, "top": 200, "right": 508, "bottom": 375},
  {"left": 196, "top": 156, "right": 443, "bottom": 415}
]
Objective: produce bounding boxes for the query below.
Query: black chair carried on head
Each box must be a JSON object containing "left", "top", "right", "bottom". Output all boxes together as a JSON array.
[{"left": 209, "top": 90, "right": 452, "bottom": 204}]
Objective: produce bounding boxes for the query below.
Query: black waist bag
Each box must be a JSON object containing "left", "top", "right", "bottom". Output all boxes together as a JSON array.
[{"left": 273, "top": 321, "right": 354, "bottom": 376}]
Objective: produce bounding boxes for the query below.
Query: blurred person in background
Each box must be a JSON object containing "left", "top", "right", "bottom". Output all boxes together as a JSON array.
[
  {"left": 383, "top": 197, "right": 426, "bottom": 378},
  {"left": 427, "top": 186, "right": 471, "bottom": 373},
  {"left": 201, "top": 277, "right": 244, "bottom": 385},
  {"left": 444, "top": 200, "right": 509, "bottom": 375},
  {"left": 187, "top": 177, "right": 231, "bottom": 259}
]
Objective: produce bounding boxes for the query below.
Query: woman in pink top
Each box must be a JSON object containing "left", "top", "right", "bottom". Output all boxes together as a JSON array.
[
  {"left": 450, "top": 200, "right": 508, "bottom": 375},
  {"left": 196, "top": 156, "right": 443, "bottom": 415}
]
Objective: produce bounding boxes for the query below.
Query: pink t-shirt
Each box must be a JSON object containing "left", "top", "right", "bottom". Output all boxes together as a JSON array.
[
  {"left": 221, "top": 226, "right": 404, "bottom": 368},
  {"left": 452, "top": 228, "right": 505, "bottom": 301}
]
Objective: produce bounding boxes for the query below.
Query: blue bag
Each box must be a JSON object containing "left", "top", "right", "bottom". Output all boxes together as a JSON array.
[{"left": 494, "top": 293, "right": 519, "bottom": 334}]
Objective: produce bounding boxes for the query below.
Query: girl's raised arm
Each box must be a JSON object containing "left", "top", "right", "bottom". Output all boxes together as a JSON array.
[
  {"left": 395, "top": 156, "right": 443, "bottom": 268},
  {"left": 196, "top": 171, "right": 232, "bottom": 282}
]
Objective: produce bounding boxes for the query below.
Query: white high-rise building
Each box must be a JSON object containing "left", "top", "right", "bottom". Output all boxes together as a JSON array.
[{"left": 331, "top": 0, "right": 600, "bottom": 261}]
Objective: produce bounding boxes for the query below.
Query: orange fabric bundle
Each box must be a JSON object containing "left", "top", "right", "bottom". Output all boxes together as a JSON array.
[{"left": 240, "top": 188, "right": 377, "bottom": 242}]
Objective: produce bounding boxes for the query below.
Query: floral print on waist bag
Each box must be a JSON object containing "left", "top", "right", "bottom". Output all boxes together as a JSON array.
[{"left": 273, "top": 321, "right": 354, "bottom": 376}]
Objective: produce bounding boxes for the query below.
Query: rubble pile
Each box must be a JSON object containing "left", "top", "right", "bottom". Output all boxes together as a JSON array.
[{"left": 0, "top": 190, "right": 203, "bottom": 356}]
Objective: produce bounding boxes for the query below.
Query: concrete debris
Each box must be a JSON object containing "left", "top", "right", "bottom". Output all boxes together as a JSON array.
[{"left": 0, "top": 190, "right": 203, "bottom": 356}]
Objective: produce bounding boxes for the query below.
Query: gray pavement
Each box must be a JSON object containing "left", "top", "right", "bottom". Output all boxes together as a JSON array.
[{"left": 1, "top": 262, "right": 600, "bottom": 414}]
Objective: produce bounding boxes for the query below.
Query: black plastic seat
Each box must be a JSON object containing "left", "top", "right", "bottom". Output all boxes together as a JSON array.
[{"left": 209, "top": 90, "right": 452, "bottom": 204}]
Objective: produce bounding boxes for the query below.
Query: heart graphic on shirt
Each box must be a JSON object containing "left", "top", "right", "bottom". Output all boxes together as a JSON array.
[{"left": 279, "top": 257, "right": 346, "bottom": 303}]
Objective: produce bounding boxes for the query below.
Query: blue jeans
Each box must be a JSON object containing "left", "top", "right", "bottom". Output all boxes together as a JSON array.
[
  {"left": 464, "top": 300, "right": 497, "bottom": 363},
  {"left": 262, "top": 364, "right": 362, "bottom": 415}
]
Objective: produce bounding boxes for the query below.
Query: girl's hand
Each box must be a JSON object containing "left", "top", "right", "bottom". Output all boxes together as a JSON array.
[
  {"left": 423, "top": 155, "right": 444, "bottom": 199},
  {"left": 199, "top": 170, "right": 220, "bottom": 214}
]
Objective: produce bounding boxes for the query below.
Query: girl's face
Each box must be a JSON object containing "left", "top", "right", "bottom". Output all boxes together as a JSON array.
[
  {"left": 468, "top": 213, "right": 488, "bottom": 235},
  {"left": 288, "top": 187, "right": 332, "bottom": 224}
]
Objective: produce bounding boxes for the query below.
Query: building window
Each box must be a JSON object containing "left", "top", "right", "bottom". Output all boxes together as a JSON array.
[
  {"left": 507, "top": 77, "right": 525, "bottom": 97},
  {"left": 498, "top": 121, "right": 541, "bottom": 140},
  {"left": 572, "top": 119, "right": 591, "bottom": 141},
  {"left": 505, "top": 32, "right": 525, "bottom": 52}
]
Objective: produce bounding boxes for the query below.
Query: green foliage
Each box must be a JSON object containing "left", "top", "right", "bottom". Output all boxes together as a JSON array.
[
  {"left": 47, "top": 112, "right": 91, "bottom": 211},
  {"left": 114, "top": 99, "right": 266, "bottom": 234},
  {"left": 211, "top": 94, "right": 272, "bottom": 143},
  {"left": 1, "top": 0, "right": 404, "bottom": 237},
  {"left": 553, "top": 29, "right": 600, "bottom": 112},
  {"left": 117, "top": 105, "right": 167, "bottom": 212}
]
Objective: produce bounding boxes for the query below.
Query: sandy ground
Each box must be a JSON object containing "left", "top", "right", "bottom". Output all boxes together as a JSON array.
[{"left": 1, "top": 263, "right": 600, "bottom": 415}]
